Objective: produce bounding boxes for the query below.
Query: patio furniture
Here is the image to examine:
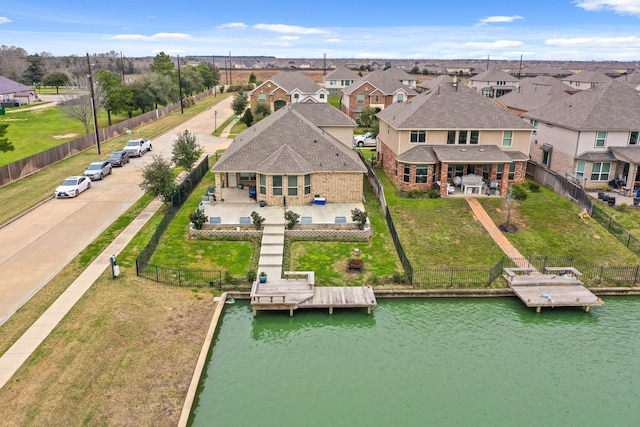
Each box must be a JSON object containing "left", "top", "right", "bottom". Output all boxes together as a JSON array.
[
  {"left": 249, "top": 188, "right": 257, "bottom": 201},
  {"left": 453, "top": 176, "right": 462, "bottom": 188},
  {"left": 314, "top": 197, "right": 326, "bottom": 205},
  {"left": 487, "top": 181, "right": 500, "bottom": 196},
  {"left": 608, "top": 197, "right": 616, "bottom": 206},
  {"left": 435, "top": 181, "right": 455, "bottom": 194},
  {"left": 462, "top": 174, "right": 483, "bottom": 195}
]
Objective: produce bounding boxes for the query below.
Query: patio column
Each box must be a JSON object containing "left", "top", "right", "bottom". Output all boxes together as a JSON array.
[
  {"left": 626, "top": 164, "right": 636, "bottom": 193},
  {"left": 215, "top": 172, "right": 223, "bottom": 202},
  {"left": 500, "top": 163, "right": 509, "bottom": 196},
  {"left": 439, "top": 162, "right": 449, "bottom": 197}
]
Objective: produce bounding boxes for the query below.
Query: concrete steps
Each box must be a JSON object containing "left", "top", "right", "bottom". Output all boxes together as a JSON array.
[{"left": 257, "top": 224, "right": 285, "bottom": 278}]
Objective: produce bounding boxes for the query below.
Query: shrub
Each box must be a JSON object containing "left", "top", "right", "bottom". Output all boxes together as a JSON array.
[
  {"left": 406, "top": 189, "right": 425, "bottom": 199},
  {"left": 391, "top": 271, "right": 408, "bottom": 284},
  {"left": 219, "top": 85, "right": 225, "bottom": 93},
  {"left": 188, "top": 209, "right": 207, "bottom": 230},
  {"left": 524, "top": 181, "right": 541, "bottom": 192},
  {"left": 246, "top": 270, "right": 257, "bottom": 283},
  {"left": 509, "top": 184, "right": 528, "bottom": 201},
  {"left": 351, "top": 208, "right": 368, "bottom": 229},
  {"left": 250, "top": 211, "right": 265, "bottom": 229},
  {"left": 616, "top": 203, "right": 628, "bottom": 212},
  {"left": 426, "top": 188, "right": 441, "bottom": 198},
  {"left": 284, "top": 210, "right": 300, "bottom": 229}
]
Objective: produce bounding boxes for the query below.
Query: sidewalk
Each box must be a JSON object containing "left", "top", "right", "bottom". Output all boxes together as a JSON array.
[{"left": 0, "top": 96, "right": 236, "bottom": 390}]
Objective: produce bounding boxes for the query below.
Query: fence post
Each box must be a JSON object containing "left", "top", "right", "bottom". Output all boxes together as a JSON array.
[
  {"left": 155, "top": 265, "right": 159, "bottom": 282},
  {"left": 599, "top": 265, "right": 604, "bottom": 284},
  {"left": 635, "top": 265, "right": 640, "bottom": 285},
  {"left": 627, "top": 233, "right": 632, "bottom": 248},
  {"left": 135, "top": 259, "right": 139, "bottom": 276},
  {"left": 219, "top": 270, "right": 222, "bottom": 288}
]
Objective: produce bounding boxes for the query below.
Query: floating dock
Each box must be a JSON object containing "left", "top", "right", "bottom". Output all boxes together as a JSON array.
[
  {"left": 250, "top": 271, "right": 377, "bottom": 316},
  {"left": 504, "top": 267, "right": 604, "bottom": 313}
]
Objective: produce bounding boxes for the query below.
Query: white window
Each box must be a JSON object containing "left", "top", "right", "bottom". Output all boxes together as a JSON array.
[
  {"left": 288, "top": 176, "right": 297, "bottom": 196},
  {"left": 357, "top": 94, "right": 364, "bottom": 104},
  {"left": 397, "top": 94, "right": 404, "bottom": 102},
  {"left": 595, "top": 131, "right": 607, "bottom": 147},
  {"left": 629, "top": 131, "right": 639, "bottom": 146},
  {"left": 320, "top": 94, "right": 325, "bottom": 99},
  {"left": 410, "top": 130, "right": 426, "bottom": 143},
  {"left": 502, "top": 131, "right": 513, "bottom": 147},
  {"left": 304, "top": 174, "right": 311, "bottom": 195},
  {"left": 576, "top": 161, "right": 585, "bottom": 179},
  {"left": 530, "top": 119, "right": 538, "bottom": 128},
  {"left": 591, "top": 162, "right": 611, "bottom": 181},
  {"left": 258, "top": 93, "right": 266, "bottom": 103},
  {"left": 272, "top": 175, "right": 282, "bottom": 196}
]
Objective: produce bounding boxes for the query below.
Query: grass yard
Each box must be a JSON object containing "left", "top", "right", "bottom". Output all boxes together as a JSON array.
[
  {"left": 375, "top": 166, "right": 505, "bottom": 268},
  {"left": 287, "top": 178, "right": 403, "bottom": 286},
  {"left": 477, "top": 184, "right": 639, "bottom": 265},
  {"left": 592, "top": 198, "right": 640, "bottom": 238}
]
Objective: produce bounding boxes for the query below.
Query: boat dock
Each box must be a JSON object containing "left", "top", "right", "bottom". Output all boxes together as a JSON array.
[
  {"left": 250, "top": 271, "right": 377, "bottom": 316},
  {"left": 504, "top": 267, "right": 604, "bottom": 312}
]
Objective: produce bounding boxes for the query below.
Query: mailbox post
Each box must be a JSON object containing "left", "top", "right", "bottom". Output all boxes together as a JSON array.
[{"left": 109, "top": 254, "right": 120, "bottom": 278}]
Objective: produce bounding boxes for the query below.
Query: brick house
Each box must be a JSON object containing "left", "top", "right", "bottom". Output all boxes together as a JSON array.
[
  {"left": 323, "top": 65, "right": 359, "bottom": 95},
  {"left": 523, "top": 80, "right": 640, "bottom": 191},
  {"left": 376, "top": 77, "right": 532, "bottom": 197},
  {"left": 212, "top": 103, "right": 365, "bottom": 205},
  {"left": 341, "top": 69, "right": 418, "bottom": 121},
  {"left": 249, "top": 71, "right": 328, "bottom": 112}
]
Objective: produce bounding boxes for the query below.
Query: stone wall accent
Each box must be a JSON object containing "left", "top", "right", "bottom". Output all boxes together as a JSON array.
[
  {"left": 286, "top": 227, "right": 371, "bottom": 240},
  {"left": 190, "top": 226, "right": 263, "bottom": 239}
]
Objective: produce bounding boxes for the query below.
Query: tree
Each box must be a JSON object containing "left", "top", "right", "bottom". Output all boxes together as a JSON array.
[
  {"left": 0, "top": 123, "right": 14, "bottom": 152},
  {"left": 96, "top": 69, "right": 133, "bottom": 123},
  {"left": 254, "top": 103, "right": 271, "bottom": 122},
  {"left": 178, "top": 65, "right": 204, "bottom": 96},
  {"left": 42, "top": 71, "right": 70, "bottom": 94},
  {"left": 171, "top": 130, "right": 203, "bottom": 171},
  {"left": 149, "top": 52, "right": 175, "bottom": 75},
  {"left": 410, "top": 65, "right": 420, "bottom": 74},
  {"left": 130, "top": 79, "right": 155, "bottom": 113},
  {"left": 139, "top": 155, "right": 176, "bottom": 203},
  {"left": 24, "top": 54, "right": 45, "bottom": 85},
  {"left": 358, "top": 106, "right": 377, "bottom": 128},
  {"left": 195, "top": 63, "right": 215, "bottom": 89},
  {"left": 231, "top": 90, "right": 248, "bottom": 116},
  {"left": 60, "top": 75, "right": 107, "bottom": 134},
  {"left": 249, "top": 72, "right": 257, "bottom": 84},
  {"left": 242, "top": 108, "right": 254, "bottom": 127}
]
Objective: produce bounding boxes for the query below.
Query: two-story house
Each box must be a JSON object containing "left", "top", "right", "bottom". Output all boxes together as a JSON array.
[
  {"left": 467, "top": 69, "right": 520, "bottom": 99},
  {"left": 524, "top": 80, "right": 640, "bottom": 191},
  {"left": 617, "top": 70, "right": 640, "bottom": 91},
  {"left": 212, "top": 103, "right": 365, "bottom": 206},
  {"left": 376, "top": 77, "right": 532, "bottom": 197},
  {"left": 341, "top": 70, "right": 418, "bottom": 122},
  {"left": 497, "top": 76, "right": 574, "bottom": 116},
  {"left": 323, "top": 65, "right": 359, "bottom": 96},
  {"left": 384, "top": 67, "right": 417, "bottom": 89},
  {"left": 249, "top": 71, "right": 328, "bottom": 112},
  {"left": 561, "top": 70, "right": 611, "bottom": 91}
]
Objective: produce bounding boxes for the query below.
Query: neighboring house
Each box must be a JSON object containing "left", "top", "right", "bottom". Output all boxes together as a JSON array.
[
  {"left": 384, "top": 67, "right": 417, "bottom": 88},
  {"left": 518, "top": 66, "right": 572, "bottom": 79},
  {"left": 249, "top": 71, "right": 328, "bottom": 112},
  {"left": 467, "top": 68, "right": 520, "bottom": 99},
  {"left": 416, "top": 75, "right": 450, "bottom": 93},
  {"left": 561, "top": 70, "right": 611, "bottom": 91},
  {"left": 323, "top": 65, "right": 359, "bottom": 95},
  {"left": 0, "top": 76, "right": 36, "bottom": 106},
  {"left": 212, "top": 103, "right": 365, "bottom": 206},
  {"left": 376, "top": 77, "right": 532, "bottom": 197},
  {"left": 497, "top": 76, "right": 574, "bottom": 116},
  {"left": 523, "top": 80, "right": 640, "bottom": 190},
  {"left": 341, "top": 69, "right": 418, "bottom": 121},
  {"left": 617, "top": 70, "right": 640, "bottom": 91}
]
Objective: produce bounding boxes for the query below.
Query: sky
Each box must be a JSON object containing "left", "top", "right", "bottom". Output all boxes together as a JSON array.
[{"left": 2, "top": 0, "right": 640, "bottom": 61}]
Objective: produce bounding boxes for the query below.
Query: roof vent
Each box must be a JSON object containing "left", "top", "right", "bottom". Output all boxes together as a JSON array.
[
  {"left": 460, "top": 148, "right": 466, "bottom": 152},
  {"left": 313, "top": 139, "right": 317, "bottom": 143},
  {"left": 479, "top": 148, "right": 485, "bottom": 152}
]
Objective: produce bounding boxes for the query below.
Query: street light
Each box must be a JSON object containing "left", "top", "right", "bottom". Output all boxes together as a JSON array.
[{"left": 214, "top": 110, "right": 217, "bottom": 130}]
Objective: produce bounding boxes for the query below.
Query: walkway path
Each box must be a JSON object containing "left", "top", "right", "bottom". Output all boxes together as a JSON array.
[
  {"left": 0, "top": 96, "right": 234, "bottom": 390},
  {"left": 466, "top": 198, "right": 532, "bottom": 268}
]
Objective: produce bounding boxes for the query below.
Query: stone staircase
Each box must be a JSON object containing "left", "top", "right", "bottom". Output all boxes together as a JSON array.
[{"left": 258, "top": 223, "right": 285, "bottom": 279}]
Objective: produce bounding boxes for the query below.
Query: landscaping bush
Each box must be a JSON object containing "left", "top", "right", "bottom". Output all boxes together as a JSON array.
[
  {"left": 351, "top": 208, "right": 368, "bottom": 230},
  {"left": 188, "top": 209, "right": 207, "bottom": 230},
  {"left": 250, "top": 211, "right": 265, "bottom": 229},
  {"left": 406, "top": 189, "right": 425, "bottom": 198},
  {"left": 509, "top": 184, "right": 528, "bottom": 200},
  {"left": 284, "top": 210, "right": 300, "bottom": 230},
  {"left": 524, "top": 181, "right": 541, "bottom": 192},
  {"left": 426, "top": 188, "right": 441, "bottom": 199}
]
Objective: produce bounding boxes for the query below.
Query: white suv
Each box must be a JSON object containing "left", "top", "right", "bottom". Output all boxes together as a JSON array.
[
  {"left": 353, "top": 132, "right": 377, "bottom": 148},
  {"left": 123, "top": 138, "right": 152, "bottom": 157}
]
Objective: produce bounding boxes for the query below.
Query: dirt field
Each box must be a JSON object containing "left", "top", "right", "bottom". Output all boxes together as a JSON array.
[{"left": 226, "top": 69, "right": 329, "bottom": 84}]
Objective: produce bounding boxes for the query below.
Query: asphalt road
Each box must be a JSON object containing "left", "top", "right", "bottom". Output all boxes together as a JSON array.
[{"left": 0, "top": 96, "right": 234, "bottom": 325}]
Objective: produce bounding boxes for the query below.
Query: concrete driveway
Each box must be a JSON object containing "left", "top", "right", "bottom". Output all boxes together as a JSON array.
[{"left": 0, "top": 96, "right": 234, "bottom": 325}]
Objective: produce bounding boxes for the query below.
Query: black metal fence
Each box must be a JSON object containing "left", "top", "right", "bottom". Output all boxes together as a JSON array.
[
  {"left": 136, "top": 155, "right": 236, "bottom": 287},
  {"left": 591, "top": 205, "right": 640, "bottom": 256}
]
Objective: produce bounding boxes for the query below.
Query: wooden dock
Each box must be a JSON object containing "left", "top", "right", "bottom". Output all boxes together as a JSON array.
[
  {"left": 504, "top": 267, "right": 604, "bottom": 313},
  {"left": 250, "top": 271, "right": 377, "bottom": 316}
]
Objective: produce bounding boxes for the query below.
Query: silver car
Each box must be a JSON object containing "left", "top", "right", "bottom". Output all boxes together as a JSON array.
[{"left": 83, "top": 161, "right": 113, "bottom": 181}]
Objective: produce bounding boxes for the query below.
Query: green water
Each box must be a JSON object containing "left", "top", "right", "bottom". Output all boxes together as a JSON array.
[{"left": 190, "top": 298, "right": 640, "bottom": 427}]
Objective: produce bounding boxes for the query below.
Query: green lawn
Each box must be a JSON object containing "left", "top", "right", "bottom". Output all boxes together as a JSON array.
[
  {"left": 592, "top": 197, "right": 640, "bottom": 237},
  {"left": 287, "top": 178, "right": 403, "bottom": 286},
  {"left": 477, "top": 185, "right": 639, "bottom": 265}
]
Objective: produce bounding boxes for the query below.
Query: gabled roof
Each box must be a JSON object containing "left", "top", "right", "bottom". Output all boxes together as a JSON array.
[
  {"left": 324, "top": 65, "right": 359, "bottom": 81},
  {"left": 617, "top": 71, "right": 640, "bottom": 87},
  {"left": 418, "top": 75, "right": 453, "bottom": 90},
  {"left": 344, "top": 70, "right": 418, "bottom": 96},
  {"left": 610, "top": 146, "right": 640, "bottom": 164},
  {"left": 497, "top": 76, "right": 572, "bottom": 112},
  {"left": 212, "top": 103, "right": 365, "bottom": 174},
  {"left": 289, "top": 102, "right": 357, "bottom": 127},
  {"left": 469, "top": 68, "right": 518, "bottom": 82},
  {"left": 0, "top": 76, "right": 34, "bottom": 95},
  {"left": 260, "top": 71, "right": 323, "bottom": 94},
  {"left": 432, "top": 145, "right": 516, "bottom": 163},
  {"left": 377, "top": 80, "right": 532, "bottom": 130},
  {"left": 562, "top": 70, "right": 612, "bottom": 83},
  {"left": 384, "top": 67, "right": 414, "bottom": 82},
  {"left": 396, "top": 145, "right": 439, "bottom": 164},
  {"left": 524, "top": 80, "right": 640, "bottom": 131}
]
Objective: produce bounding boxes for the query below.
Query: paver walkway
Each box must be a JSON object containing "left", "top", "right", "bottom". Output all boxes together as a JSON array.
[{"left": 466, "top": 198, "right": 532, "bottom": 268}]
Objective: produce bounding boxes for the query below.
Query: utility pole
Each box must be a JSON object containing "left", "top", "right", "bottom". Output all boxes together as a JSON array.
[
  {"left": 518, "top": 54, "right": 523, "bottom": 79},
  {"left": 120, "top": 51, "right": 125, "bottom": 83},
  {"left": 177, "top": 54, "right": 184, "bottom": 114},
  {"left": 212, "top": 54, "right": 217, "bottom": 97},
  {"left": 86, "top": 53, "right": 100, "bottom": 155},
  {"left": 228, "top": 51, "right": 232, "bottom": 86}
]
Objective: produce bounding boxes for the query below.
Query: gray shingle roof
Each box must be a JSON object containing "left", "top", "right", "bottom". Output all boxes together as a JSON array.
[
  {"left": 574, "top": 151, "right": 616, "bottom": 161},
  {"left": 562, "top": 70, "right": 612, "bottom": 83},
  {"left": 617, "top": 70, "right": 640, "bottom": 86},
  {"left": 377, "top": 81, "right": 532, "bottom": 130},
  {"left": 418, "top": 75, "right": 453, "bottom": 90},
  {"left": 524, "top": 80, "right": 640, "bottom": 131},
  {"left": 396, "top": 145, "right": 438, "bottom": 163},
  {"left": 432, "top": 145, "right": 515, "bottom": 163},
  {"left": 324, "top": 65, "right": 359, "bottom": 81},
  {"left": 266, "top": 71, "right": 323, "bottom": 94},
  {"left": 470, "top": 69, "right": 518, "bottom": 82},
  {"left": 384, "top": 67, "right": 414, "bottom": 82},
  {"left": 0, "top": 76, "right": 34, "bottom": 95},
  {"left": 497, "top": 76, "right": 572, "bottom": 112},
  {"left": 212, "top": 104, "right": 365, "bottom": 174},
  {"left": 344, "top": 70, "right": 418, "bottom": 96},
  {"left": 610, "top": 146, "right": 640, "bottom": 164},
  {"left": 289, "top": 102, "right": 356, "bottom": 127}
]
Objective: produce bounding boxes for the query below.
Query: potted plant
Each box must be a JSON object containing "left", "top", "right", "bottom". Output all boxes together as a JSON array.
[{"left": 259, "top": 271, "right": 267, "bottom": 283}]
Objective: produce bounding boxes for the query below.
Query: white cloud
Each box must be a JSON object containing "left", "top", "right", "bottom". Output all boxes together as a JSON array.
[
  {"left": 108, "top": 33, "right": 190, "bottom": 41},
  {"left": 253, "top": 23, "right": 328, "bottom": 35},
  {"left": 465, "top": 40, "right": 524, "bottom": 48},
  {"left": 546, "top": 35, "right": 640, "bottom": 47},
  {"left": 0, "top": 17, "right": 13, "bottom": 24},
  {"left": 574, "top": 0, "right": 640, "bottom": 16},
  {"left": 217, "top": 22, "right": 247, "bottom": 30},
  {"left": 279, "top": 36, "right": 300, "bottom": 41},
  {"left": 325, "top": 38, "right": 341, "bottom": 43},
  {"left": 477, "top": 15, "right": 523, "bottom": 25}
]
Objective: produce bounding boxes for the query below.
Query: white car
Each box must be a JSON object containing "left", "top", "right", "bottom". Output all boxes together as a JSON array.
[
  {"left": 123, "top": 138, "right": 152, "bottom": 157},
  {"left": 54, "top": 176, "right": 91, "bottom": 198},
  {"left": 83, "top": 160, "right": 112, "bottom": 180},
  {"left": 353, "top": 132, "right": 377, "bottom": 148}
]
